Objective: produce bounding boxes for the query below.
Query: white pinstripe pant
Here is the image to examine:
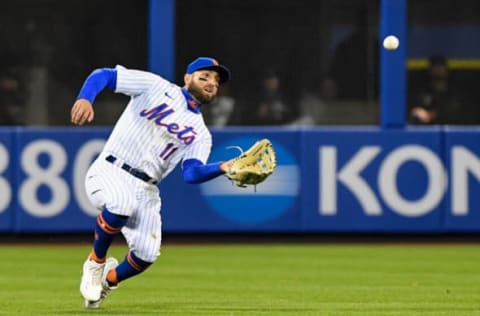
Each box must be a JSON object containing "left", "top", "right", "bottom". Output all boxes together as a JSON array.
[{"left": 84, "top": 153, "right": 162, "bottom": 262}]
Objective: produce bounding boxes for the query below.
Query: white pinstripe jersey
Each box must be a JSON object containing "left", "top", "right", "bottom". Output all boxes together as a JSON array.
[{"left": 102, "top": 65, "right": 212, "bottom": 182}]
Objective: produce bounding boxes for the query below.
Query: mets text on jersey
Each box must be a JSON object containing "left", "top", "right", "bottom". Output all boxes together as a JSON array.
[{"left": 140, "top": 104, "right": 197, "bottom": 145}]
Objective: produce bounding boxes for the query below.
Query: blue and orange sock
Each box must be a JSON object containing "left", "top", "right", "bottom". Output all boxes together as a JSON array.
[
  {"left": 106, "top": 251, "right": 152, "bottom": 286},
  {"left": 89, "top": 209, "right": 128, "bottom": 263}
]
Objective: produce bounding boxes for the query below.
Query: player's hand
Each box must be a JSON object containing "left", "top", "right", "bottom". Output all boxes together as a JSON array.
[
  {"left": 71, "top": 99, "right": 94, "bottom": 125},
  {"left": 219, "top": 159, "right": 234, "bottom": 173}
]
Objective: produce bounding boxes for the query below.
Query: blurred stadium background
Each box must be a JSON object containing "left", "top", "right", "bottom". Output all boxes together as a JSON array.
[{"left": 0, "top": 0, "right": 480, "bottom": 236}]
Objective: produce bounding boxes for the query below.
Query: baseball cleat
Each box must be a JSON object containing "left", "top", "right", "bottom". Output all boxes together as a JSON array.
[
  {"left": 84, "top": 257, "right": 119, "bottom": 309},
  {"left": 80, "top": 258, "right": 105, "bottom": 301}
]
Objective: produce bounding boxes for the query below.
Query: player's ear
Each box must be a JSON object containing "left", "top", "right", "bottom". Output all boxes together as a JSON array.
[{"left": 184, "top": 74, "right": 192, "bottom": 86}]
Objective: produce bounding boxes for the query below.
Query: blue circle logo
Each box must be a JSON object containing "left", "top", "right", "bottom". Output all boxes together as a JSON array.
[{"left": 200, "top": 137, "right": 299, "bottom": 224}]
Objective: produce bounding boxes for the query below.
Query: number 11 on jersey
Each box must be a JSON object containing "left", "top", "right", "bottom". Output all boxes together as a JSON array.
[{"left": 159, "top": 142, "right": 178, "bottom": 160}]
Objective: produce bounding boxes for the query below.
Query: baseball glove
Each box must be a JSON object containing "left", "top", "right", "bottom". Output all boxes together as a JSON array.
[{"left": 225, "top": 138, "right": 276, "bottom": 189}]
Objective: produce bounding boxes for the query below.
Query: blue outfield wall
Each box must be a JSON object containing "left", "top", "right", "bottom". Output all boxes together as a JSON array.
[{"left": 1, "top": 126, "right": 480, "bottom": 233}]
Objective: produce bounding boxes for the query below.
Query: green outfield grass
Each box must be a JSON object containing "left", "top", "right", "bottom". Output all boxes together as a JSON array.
[{"left": 1, "top": 242, "right": 480, "bottom": 315}]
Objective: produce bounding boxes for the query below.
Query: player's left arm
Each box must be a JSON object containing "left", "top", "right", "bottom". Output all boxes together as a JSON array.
[
  {"left": 182, "top": 159, "right": 232, "bottom": 184},
  {"left": 181, "top": 134, "right": 234, "bottom": 184}
]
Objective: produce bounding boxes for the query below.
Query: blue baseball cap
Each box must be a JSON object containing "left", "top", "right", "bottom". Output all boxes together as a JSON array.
[{"left": 186, "top": 57, "right": 230, "bottom": 84}]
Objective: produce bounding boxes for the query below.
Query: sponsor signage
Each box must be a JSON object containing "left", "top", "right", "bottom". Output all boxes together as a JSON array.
[{"left": 1, "top": 127, "right": 480, "bottom": 233}]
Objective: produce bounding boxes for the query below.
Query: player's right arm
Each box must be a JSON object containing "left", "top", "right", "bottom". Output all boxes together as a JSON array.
[{"left": 70, "top": 68, "right": 117, "bottom": 125}]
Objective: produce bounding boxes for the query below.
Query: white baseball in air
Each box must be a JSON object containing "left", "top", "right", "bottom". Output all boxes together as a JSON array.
[{"left": 383, "top": 35, "right": 399, "bottom": 50}]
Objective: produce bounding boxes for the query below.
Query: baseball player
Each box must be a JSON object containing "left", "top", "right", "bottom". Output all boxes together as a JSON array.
[{"left": 70, "top": 57, "right": 232, "bottom": 308}]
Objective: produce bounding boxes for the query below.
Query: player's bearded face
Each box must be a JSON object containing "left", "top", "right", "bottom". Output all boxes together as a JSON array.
[{"left": 186, "top": 71, "right": 220, "bottom": 104}]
